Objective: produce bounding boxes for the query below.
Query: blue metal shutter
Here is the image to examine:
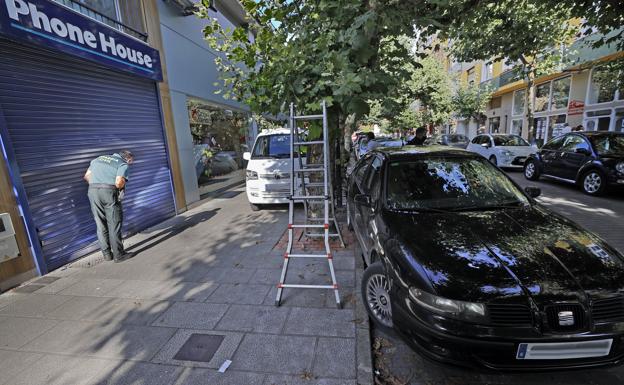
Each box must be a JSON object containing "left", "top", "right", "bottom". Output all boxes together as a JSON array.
[{"left": 0, "top": 39, "right": 176, "bottom": 270}]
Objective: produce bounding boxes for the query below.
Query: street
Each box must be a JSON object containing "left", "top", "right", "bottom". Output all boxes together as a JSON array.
[{"left": 374, "top": 169, "right": 624, "bottom": 385}]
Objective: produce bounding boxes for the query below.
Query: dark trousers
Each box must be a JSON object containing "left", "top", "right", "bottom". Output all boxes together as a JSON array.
[{"left": 88, "top": 187, "right": 124, "bottom": 259}]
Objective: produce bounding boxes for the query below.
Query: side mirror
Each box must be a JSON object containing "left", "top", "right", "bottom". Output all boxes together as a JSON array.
[
  {"left": 525, "top": 186, "right": 541, "bottom": 198},
  {"left": 354, "top": 194, "right": 372, "bottom": 207},
  {"left": 574, "top": 147, "right": 590, "bottom": 155},
  {"left": 243, "top": 152, "right": 251, "bottom": 161},
  {"left": 481, "top": 142, "right": 491, "bottom": 148}
]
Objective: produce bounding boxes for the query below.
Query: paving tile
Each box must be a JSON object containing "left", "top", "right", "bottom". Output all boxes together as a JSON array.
[
  {"left": 230, "top": 334, "right": 316, "bottom": 374},
  {"left": 252, "top": 268, "right": 354, "bottom": 288},
  {"left": 47, "top": 296, "right": 170, "bottom": 325},
  {"left": 107, "top": 280, "right": 218, "bottom": 302},
  {"left": 215, "top": 304, "right": 289, "bottom": 334},
  {"left": 0, "top": 349, "right": 45, "bottom": 385},
  {"left": 313, "top": 337, "right": 356, "bottom": 379},
  {"left": 152, "top": 302, "right": 229, "bottom": 329},
  {"left": 178, "top": 368, "right": 265, "bottom": 385},
  {"left": 8, "top": 354, "right": 114, "bottom": 385},
  {"left": 57, "top": 279, "right": 125, "bottom": 297},
  {"left": 196, "top": 267, "right": 256, "bottom": 284},
  {"left": 12, "top": 284, "right": 46, "bottom": 293},
  {"left": 22, "top": 320, "right": 176, "bottom": 360},
  {"left": 151, "top": 329, "right": 243, "bottom": 369},
  {"left": 264, "top": 286, "right": 329, "bottom": 308},
  {"left": 33, "top": 277, "right": 81, "bottom": 294},
  {"left": 87, "top": 361, "right": 183, "bottom": 385},
  {"left": 284, "top": 308, "right": 356, "bottom": 338},
  {"left": 0, "top": 292, "right": 26, "bottom": 310},
  {"left": 0, "top": 294, "right": 72, "bottom": 317},
  {"left": 32, "top": 276, "right": 61, "bottom": 285},
  {"left": 206, "top": 283, "right": 272, "bottom": 305},
  {"left": 263, "top": 375, "right": 357, "bottom": 385},
  {"left": 0, "top": 316, "right": 58, "bottom": 349}
]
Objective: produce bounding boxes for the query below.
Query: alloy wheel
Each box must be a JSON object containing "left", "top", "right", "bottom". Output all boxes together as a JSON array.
[
  {"left": 525, "top": 162, "right": 535, "bottom": 178},
  {"left": 583, "top": 172, "right": 602, "bottom": 194},
  {"left": 366, "top": 273, "right": 393, "bottom": 327}
]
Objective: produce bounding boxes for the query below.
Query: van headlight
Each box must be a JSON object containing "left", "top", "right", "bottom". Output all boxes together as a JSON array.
[
  {"left": 616, "top": 162, "right": 624, "bottom": 174},
  {"left": 409, "top": 288, "right": 487, "bottom": 323},
  {"left": 246, "top": 170, "right": 258, "bottom": 180}
]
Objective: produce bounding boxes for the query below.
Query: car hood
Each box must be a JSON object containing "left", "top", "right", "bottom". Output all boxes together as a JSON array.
[{"left": 385, "top": 206, "right": 624, "bottom": 304}]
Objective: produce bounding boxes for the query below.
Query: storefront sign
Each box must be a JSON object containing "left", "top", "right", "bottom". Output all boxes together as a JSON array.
[
  {"left": 0, "top": 0, "right": 162, "bottom": 81},
  {"left": 568, "top": 100, "right": 585, "bottom": 116}
]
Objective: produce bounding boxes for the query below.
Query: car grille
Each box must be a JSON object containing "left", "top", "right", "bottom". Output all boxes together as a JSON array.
[
  {"left": 511, "top": 156, "right": 526, "bottom": 165},
  {"left": 592, "top": 296, "right": 624, "bottom": 322},
  {"left": 259, "top": 172, "right": 290, "bottom": 180},
  {"left": 487, "top": 303, "right": 533, "bottom": 326},
  {"left": 545, "top": 303, "right": 585, "bottom": 332}
]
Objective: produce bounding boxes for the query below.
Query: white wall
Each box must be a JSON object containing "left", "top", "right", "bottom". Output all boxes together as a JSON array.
[{"left": 157, "top": 1, "right": 250, "bottom": 205}]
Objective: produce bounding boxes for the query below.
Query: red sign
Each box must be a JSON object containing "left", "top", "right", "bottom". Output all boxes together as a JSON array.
[{"left": 568, "top": 100, "right": 585, "bottom": 116}]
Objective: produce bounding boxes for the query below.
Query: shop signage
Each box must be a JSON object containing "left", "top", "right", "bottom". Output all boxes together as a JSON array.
[
  {"left": 567, "top": 100, "right": 585, "bottom": 116},
  {"left": 0, "top": 0, "right": 163, "bottom": 81}
]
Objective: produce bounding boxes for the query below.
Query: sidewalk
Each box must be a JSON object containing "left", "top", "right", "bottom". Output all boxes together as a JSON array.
[{"left": 0, "top": 186, "right": 371, "bottom": 385}]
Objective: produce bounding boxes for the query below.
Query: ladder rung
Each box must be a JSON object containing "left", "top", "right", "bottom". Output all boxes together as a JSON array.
[
  {"left": 290, "top": 195, "right": 327, "bottom": 200},
  {"left": 289, "top": 224, "right": 326, "bottom": 228},
  {"left": 304, "top": 183, "right": 325, "bottom": 187},
  {"left": 305, "top": 164, "right": 323, "bottom": 167},
  {"left": 286, "top": 254, "right": 329, "bottom": 258},
  {"left": 294, "top": 114, "right": 323, "bottom": 120},
  {"left": 305, "top": 233, "right": 341, "bottom": 237},
  {"left": 307, "top": 217, "right": 335, "bottom": 221},
  {"left": 278, "top": 284, "right": 336, "bottom": 289},
  {"left": 294, "top": 141, "right": 324, "bottom": 145},
  {"left": 295, "top": 168, "right": 324, "bottom": 173}
]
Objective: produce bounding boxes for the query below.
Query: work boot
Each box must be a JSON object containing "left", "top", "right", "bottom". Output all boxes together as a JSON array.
[
  {"left": 113, "top": 252, "right": 134, "bottom": 263},
  {"left": 103, "top": 252, "right": 113, "bottom": 262}
]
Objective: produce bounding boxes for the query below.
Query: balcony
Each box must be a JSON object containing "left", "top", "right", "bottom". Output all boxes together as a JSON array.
[
  {"left": 54, "top": 0, "right": 148, "bottom": 41},
  {"left": 480, "top": 68, "right": 523, "bottom": 92}
]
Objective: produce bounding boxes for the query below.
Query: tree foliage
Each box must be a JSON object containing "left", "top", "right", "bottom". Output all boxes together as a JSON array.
[
  {"left": 452, "top": 84, "right": 492, "bottom": 123},
  {"left": 404, "top": 56, "right": 453, "bottom": 126}
]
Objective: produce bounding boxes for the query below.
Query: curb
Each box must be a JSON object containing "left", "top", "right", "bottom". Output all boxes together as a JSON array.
[{"left": 355, "top": 252, "right": 374, "bottom": 385}]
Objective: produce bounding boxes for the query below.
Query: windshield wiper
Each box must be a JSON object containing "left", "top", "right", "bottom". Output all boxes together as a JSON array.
[
  {"left": 392, "top": 207, "right": 453, "bottom": 214},
  {"left": 449, "top": 201, "right": 528, "bottom": 212}
]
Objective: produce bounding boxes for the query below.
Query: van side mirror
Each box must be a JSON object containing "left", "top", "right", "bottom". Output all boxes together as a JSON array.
[
  {"left": 574, "top": 147, "right": 590, "bottom": 155},
  {"left": 525, "top": 186, "right": 541, "bottom": 198},
  {"left": 243, "top": 152, "right": 251, "bottom": 161}
]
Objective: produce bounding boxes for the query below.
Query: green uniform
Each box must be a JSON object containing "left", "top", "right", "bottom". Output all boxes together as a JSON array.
[{"left": 87, "top": 154, "right": 130, "bottom": 259}]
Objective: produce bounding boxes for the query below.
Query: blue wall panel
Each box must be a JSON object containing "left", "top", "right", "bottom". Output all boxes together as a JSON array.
[{"left": 0, "top": 38, "right": 175, "bottom": 270}]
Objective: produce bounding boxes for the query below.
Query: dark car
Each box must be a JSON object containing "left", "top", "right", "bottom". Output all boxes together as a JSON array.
[
  {"left": 424, "top": 134, "right": 470, "bottom": 149},
  {"left": 524, "top": 132, "right": 624, "bottom": 196},
  {"left": 347, "top": 146, "right": 624, "bottom": 370}
]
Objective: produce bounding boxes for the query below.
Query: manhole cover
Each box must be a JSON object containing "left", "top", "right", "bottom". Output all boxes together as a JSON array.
[
  {"left": 218, "top": 191, "right": 242, "bottom": 199},
  {"left": 173, "top": 333, "right": 225, "bottom": 362},
  {"left": 33, "top": 276, "right": 61, "bottom": 285}
]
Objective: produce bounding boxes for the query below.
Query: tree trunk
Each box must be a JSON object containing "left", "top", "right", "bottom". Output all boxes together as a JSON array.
[{"left": 520, "top": 56, "right": 536, "bottom": 145}]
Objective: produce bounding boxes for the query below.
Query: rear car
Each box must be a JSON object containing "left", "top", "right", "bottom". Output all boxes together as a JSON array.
[
  {"left": 425, "top": 134, "right": 470, "bottom": 149},
  {"left": 347, "top": 146, "right": 624, "bottom": 370},
  {"left": 467, "top": 134, "right": 537, "bottom": 168},
  {"left": 524, "top": 132, "right": 624, "bottom": 195}
]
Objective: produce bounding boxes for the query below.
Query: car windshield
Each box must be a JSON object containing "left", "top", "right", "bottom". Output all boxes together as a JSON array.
[
  {"left": 492, "top": 135, "right": 529, "bottom": 146},
  {"left": 588, "top": 134, "right": 624, "bottom": 155},
  {"left": 252, "top": 134, "right": 290, "bottom": 159},
  {"left": 447, "top": 135, "right": 468, "bottom": 144},
  {"left": 386, "top": 157, "right": 529, "bottom": 211}
]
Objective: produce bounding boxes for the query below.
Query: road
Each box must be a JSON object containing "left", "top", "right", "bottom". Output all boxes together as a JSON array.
[{"left": 375, "top": 169, "right": 624, "bottom": 385}]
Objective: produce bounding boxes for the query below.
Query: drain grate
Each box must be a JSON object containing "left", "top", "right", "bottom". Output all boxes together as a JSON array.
[
  {"left": 218, "top": 191, "right": 243, "bottom": 199},
  {"left": 173, "top": 333, "right": 225, "bottom": 362}
]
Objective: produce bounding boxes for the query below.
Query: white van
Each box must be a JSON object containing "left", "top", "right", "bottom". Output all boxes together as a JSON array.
[{"left": 243, "top": 128, "right": 296, "bottom": 211}]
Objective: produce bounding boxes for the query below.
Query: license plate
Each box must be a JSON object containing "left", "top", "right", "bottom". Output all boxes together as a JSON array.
[
  {"left": 516, "top": 339, "right": 613, "bottom": 360},
  {"left": 264, "top": 184, "right": 289, "bottom": 192}
]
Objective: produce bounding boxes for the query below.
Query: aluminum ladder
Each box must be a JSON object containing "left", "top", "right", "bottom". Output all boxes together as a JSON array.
[{"left": 275, "top": 101, "right": 342, "bottom": 308}]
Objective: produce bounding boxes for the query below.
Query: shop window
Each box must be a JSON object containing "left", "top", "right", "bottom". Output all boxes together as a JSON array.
[
  {"left": 512, "top": 90, "right": 525, "bottom": 116},
  {"left": 488, "top": 117, "right": 501, "bottom": 133},
  {"left": 588, "top": 66, "right": 619, "bottom": 104},
  {"left": 532, "top": 117, "right": 548, "bottom": 146},
  {"left": 482, "top": 62, "right": 493, "bottom": 82},
  {"left": 55, "top": 0, "right": 145, "bottom": 35},
  {"left": 547, "top": 114, "right": 567, "bottom": 140},
  {"left": 551, "top": 77, "right": 571, "bottom": 110},
  {"left": 615, "top": 108, "right": 624, "bottom": 133},
  {"left": 535, "top": 83, "right": 550, "bottom": 112},
  {"left": 511, "top": 119, "right": 523, "bottom": 136}
]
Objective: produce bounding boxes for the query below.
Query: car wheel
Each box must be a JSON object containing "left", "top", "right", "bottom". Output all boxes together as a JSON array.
[
  {"left": 250, "top": 203, "right": 262, "bottom": 211},
  {"left": 581, "top": 170, "right": 606, "bottom": 196},
  {"left": 489, "top": 155, "right": 497, "bottom": 166},
  {"left": 524, "top": 160, "right": 540, "bottom": 181},
  {"left": 361, "top": 261, "right": 393, "bottom": 331}
]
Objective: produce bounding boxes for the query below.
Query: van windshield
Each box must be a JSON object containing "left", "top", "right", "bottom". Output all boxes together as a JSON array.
[{"left": 252, "top": 134, "right": 291, "bottom": 159}]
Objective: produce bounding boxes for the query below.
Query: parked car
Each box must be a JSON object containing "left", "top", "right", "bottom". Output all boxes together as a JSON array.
[
  {"left": 357, "top": 136, "right": 403, "bottom": 159},
  {"left": 243, "top": 128, "right": 294, "bottom": 211},
  {"left": 466, "top": 134, "right": 537, "bottom": 168},
  {"left": 524, "top": 132, "right": 624, "bottom": 196},
  {"left": 347, "top": 145, "right": 624, "bottom": 370},
  {"left": 424, "top": 134, "right": 470, "bottom": 149}
]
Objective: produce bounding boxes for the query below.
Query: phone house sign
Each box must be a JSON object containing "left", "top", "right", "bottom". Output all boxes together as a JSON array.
[{"left": 1, "top": 0, "right": 163, "bottom": 80}]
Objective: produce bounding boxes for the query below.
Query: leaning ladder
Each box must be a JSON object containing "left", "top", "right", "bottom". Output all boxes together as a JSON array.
[{"left": 275, "top": 101, "right": 341, "bottom": 308}]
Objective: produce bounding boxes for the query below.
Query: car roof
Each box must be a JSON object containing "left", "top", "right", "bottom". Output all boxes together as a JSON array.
[
  {"left": 576, "top": 131, "right": 624, "bottom": 137},
  {"left": 257, "top": 128, "right": 290, "bottom": 136},
  {"left": 371, "top": 145, "right": 479, "bottom": 159}
]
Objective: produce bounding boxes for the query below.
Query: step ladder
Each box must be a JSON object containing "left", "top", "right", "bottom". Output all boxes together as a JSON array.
[{"left": 275, "top": 101, "right": 342, "bottom": 308}]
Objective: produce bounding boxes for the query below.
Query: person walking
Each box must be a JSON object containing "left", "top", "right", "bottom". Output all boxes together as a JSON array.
[
  {"left": 83, "top": 150, "right": 134, "bottom": 263},
  {"left": 406, "top": 127, "right": 427, "bottom": 145}
]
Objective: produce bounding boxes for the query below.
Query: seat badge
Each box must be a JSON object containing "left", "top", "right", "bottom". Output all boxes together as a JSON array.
[{"left": 558, "top": 310, "right": 574, "bottom": 326}]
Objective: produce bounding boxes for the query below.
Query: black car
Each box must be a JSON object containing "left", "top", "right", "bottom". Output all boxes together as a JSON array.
[
  {"left": 524, "top": 132, "right": 624, "bottom": 195},
  {"left": 424, "top": 134, "right": 470, "bottom": 149},
  {"left": 347, "top": 146, "right": 624, "bottom": 370}
]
